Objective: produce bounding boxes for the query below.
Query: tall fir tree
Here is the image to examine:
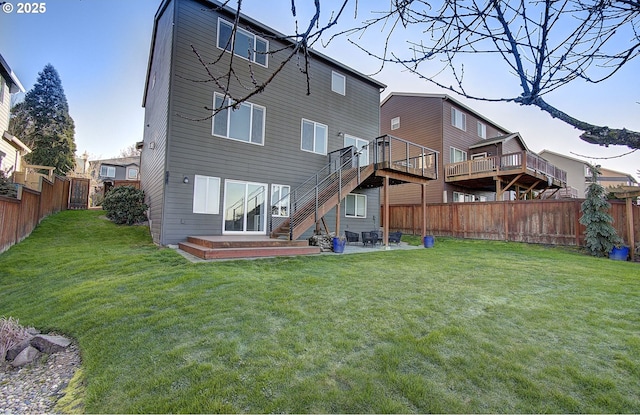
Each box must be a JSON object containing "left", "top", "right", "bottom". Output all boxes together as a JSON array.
[
  {"left": 17, "top": 64, "right": 76, "bottom": 175},
  {"left": 579, "top": 165, "right": 623, "bottom": 257}
]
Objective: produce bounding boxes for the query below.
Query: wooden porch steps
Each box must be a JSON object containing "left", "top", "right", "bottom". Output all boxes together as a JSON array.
[{"left": 178, "top": 236, "right": 320, "bottom": 260}]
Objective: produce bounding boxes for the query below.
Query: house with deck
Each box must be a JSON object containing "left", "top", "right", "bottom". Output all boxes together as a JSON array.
[
  {"left": 380, "top": 93, "right": 566, "bottom": 204},
  {"left": 140, "top": 0, "right": 438, "bottom": 259}
]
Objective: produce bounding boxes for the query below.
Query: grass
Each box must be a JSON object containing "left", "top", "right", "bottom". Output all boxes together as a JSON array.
[{"left": 0, "top": 209, "right": 639, "bottom": 413}]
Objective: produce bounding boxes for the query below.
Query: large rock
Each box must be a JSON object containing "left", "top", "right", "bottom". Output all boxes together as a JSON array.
[
  {"left": 10, "top": 345, "right": 40, "bottom": 367},
  {"left": 30, "top": 334, "right": 72, "bottom": 354},
  {"left": 5, "top": 337, "right": 33, "bottom": 361}
]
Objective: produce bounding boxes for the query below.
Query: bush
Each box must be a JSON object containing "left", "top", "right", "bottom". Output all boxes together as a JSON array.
[
  {"left": 579, "top": 165, "right": 623, "bottom": 257},
  {"left": 0, "top": 170, "right": 17, "bottom": 198},
  {"left": 0, "top": 316, "right": 31, "bottom": 361},
  {"left": 102, "top": 186, "right": 148, "bottom": 225}
]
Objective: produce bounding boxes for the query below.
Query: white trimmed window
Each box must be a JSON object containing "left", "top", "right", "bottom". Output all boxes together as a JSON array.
[
  {"left": 391, "top": 117, "right": 400, "bottom": 130},
  {"left": 331, "top": 71, "right": 346, "bottom": 95},
  {"left": 100, "top": 165, "right": 116, "bottom": 178},
  {"left": 344, "top": 135, "right": 369, "bottom": 166},
  {"left": 271, "top": 184, "right": 290, "bottom": 217},
  {"left": 477, "top": 121, "right": 486, "bottom": 139},
  {"left": 451, "top": 107, "right": 466, "bottom": 131},
  {"left": 345, "top": 193, "right": 366, "bottom": 218},
  {"left": 301, "top": 119, "right": 328, "bottom": 155},
  {"left": 453, "top": 191, "right": 475, "bottom": 203},
  {"left": 217, "top": 18, "right": 268, "bottom": 67},
  {"left": 450, "top": 147, "right": 467, "bottom": 163},
  {"left": 127, "top": 167, "right": 139, "bottom": 179},
  {"left": 193, "top": 175, "right": 221, "bottom": 214},
  {"left": 212, "top": 93, "right": 265, "bottom": 145}
]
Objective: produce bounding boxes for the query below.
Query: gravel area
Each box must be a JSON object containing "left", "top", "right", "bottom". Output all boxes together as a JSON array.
[{"left": 0, "top": 343, "right": 81, "bottom": 414}]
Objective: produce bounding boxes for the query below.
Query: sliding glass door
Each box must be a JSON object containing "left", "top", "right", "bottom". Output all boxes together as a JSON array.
[{"left": 223, "top": 180, "right": 267, "bottom": 234}]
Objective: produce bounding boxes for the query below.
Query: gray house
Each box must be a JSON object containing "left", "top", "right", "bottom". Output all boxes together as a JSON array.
[{"left": 140, "top": 0, "right": 436, "bottom": 257}]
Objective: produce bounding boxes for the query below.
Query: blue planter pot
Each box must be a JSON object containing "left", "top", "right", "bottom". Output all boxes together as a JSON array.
[
  {"left": 609, "top": 246, "right": 629, "bottom": 261},
  {"left": 332, "top": 237, "right": 346, "bottom": 253},
  {"left": 423, "top": 235, "right": 435, "bottom": 248}
]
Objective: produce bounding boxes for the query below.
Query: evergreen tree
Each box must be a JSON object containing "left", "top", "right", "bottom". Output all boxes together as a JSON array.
[
  {"left": 17, "top": 64, "right": 76, "bottom": 175},
  {"left": 579, "top": 165, "right": 623, "bottom": 257}
]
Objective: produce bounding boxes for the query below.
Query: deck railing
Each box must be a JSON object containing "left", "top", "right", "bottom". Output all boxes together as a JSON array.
[
  {"left": 445, "top": 151, "right": 566, "bottom": 184},
  {"left": 372, "top": 135, "right": 439, "bottom": 180}
]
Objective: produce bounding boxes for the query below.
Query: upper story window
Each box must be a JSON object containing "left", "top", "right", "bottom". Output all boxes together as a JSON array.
[
  {"left": 477, "top": 121, "right": 486, "bottom": 139},
  {"left": 451, "top": 107, "right": 466, "bottom": 131},
  {"left": 127, "top": 167, "right": 139, "bottom": 180},
  {"left": 217, "top": 18, "right": 268, "bottom": 67},
  {"left": 331, "top": 71, "right": 346, "bottom": 95},
  {"left": 344, "top": 135, "right": 369, "bottom": 166},
  {"left": 391, "top": 117, "right": 400, "bottom": 130},
  {"left": 212, "top": 93, "right": 265, "bottom": 145},
  {"left": 100, "top": 165, "right": 116, "bottom": 178},
  {"left": 301, "top": 119, "right": 328, "bottom": 155},
  {"left": 450, "top": 147, "right": 467, "bottom": 163}
]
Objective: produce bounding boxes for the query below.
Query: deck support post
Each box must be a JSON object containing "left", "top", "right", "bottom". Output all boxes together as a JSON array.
[
  {"left": 422, "top": 183, "right": 427, "bottom": 237},
  {"left": 384, "top": 175, "right": 390, "bottom": 248},
  {"left": 627, "top": 197, "right": 635, "bottom": 260},
  {"left": 335, "top": 202, "right": 341, "bottom": 237}
]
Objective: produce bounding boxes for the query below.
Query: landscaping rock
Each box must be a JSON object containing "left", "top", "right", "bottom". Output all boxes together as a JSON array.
[
  {"left": 10, "top": 346, "right": 40, "bottom": 367},
  {"left": 6, "top": 337, "right": 33, "bottom": 361},
  {"left": 30, "top": 334, "right": 72, "bottom": 354}
]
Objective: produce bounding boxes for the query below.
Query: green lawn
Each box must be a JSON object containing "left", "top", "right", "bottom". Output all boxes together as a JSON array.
[{"left": 1, "top": 210, "right": 638, "bottom": 413}]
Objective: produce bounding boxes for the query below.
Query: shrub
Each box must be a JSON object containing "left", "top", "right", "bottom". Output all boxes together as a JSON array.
[
  {"left": 579, "top": 165, "right": 623, "bottom": 257},
  {"left": 102, "top": 186, "right": 148, "bottom": 225},
  {"left": 0, "top": 316, "right": 31, "bottom": 361},
  {"left": 0, "top": 170, "right": 17, "bottom": 198}
]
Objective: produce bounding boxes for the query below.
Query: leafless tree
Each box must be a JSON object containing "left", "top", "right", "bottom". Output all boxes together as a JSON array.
[{"left": 193, "top": 0, "right": 640, "bottom": 149}]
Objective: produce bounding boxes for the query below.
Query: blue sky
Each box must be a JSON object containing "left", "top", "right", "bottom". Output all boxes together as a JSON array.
[{"left": 1, "top": 0, "right": 638, "bottom": 179}]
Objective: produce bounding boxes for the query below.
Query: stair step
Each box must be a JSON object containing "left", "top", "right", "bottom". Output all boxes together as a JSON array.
[
  {"left": 178, "top": 242, "right": 321, "bottom": 260},
  {"left": 186, "top": 236, "right": 308, "bottom": 249}
]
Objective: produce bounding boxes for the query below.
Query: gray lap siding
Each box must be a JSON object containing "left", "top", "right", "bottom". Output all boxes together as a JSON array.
[{"left": 151, "top": 0, "right": 382, "bottom": 245}]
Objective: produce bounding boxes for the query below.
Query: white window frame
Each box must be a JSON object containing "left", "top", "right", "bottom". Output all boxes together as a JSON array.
[
  {"left": 451, "top": 107, "right": 467, "bottom": 131},
  {"left": 212, "top": 93, "right": 266, "bottom": 145},
  {"left": 344, "top": 135, "right": 369, "bottom": 167},
  {"left": 300, "top": 119, "right": 328, "bottom": 155},
  {"left": 217, "top": 18, "right": 268, "bottom": 67},
  {"left": 100, "top": 165, "right": 116, "bottom": 178},
  {"left": 331, "top": 71, "right": 346, "bottom": 95},
  {"left": 345, "top": 193, "right": 367, "bottom": 218},
  {"left": 271, "top": 184, "right": 290, "bottom": 217},
  {"left": 391, "top": 117, "right": 400, "bottom": 130},
  {"left": 471, "top": 152, "right": 487, "bottom": 160},
  {"left": 193, "top": 175, "right": 221, "bottom": 214},
  {"left": 477, "top": 121, "right": 486, "bottom": 139},
  {"left": 450, "top": 147, "right": 467, "bottom": 163},
  {"left": 127, "top": 167, "right": 139, "bottom": 180}
]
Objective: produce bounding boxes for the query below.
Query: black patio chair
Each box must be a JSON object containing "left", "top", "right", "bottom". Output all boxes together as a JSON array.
[
  {"left": 344, "top": 230, "right": 359, "bottom": 244},
  {"left": 388, "top": 231, "right": 402, "bottom": 245},
  {"left": 362, "top": 231, "right": 378, "bottom": 247}
]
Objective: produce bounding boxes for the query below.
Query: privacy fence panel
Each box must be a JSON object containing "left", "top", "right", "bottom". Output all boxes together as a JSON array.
[{"left": 385, "top": 199, "right": 639, "bottom": 247}]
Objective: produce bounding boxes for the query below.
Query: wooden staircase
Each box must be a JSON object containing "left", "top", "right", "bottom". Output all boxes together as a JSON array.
[
  {"left": 271, "top": 164, "right": 375, "bottom": 240},
  {"left": 179, "top": 236, "right": 320, "bottom": 260}
]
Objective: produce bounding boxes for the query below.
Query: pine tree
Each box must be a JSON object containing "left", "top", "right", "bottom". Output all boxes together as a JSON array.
[
  {"left": 579, "top": 165, "right": 623, "bottom": 257},
  {"left": 17, "top": 64, "right": 76, "bottom": 175}
]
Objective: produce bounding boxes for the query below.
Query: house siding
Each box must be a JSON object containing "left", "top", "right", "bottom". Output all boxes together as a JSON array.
[
  {"left": 144, "top": 0, "right": 382, "bottom": 245},
  {"left": 380, "top": 94, "right": 512, "bottom": 204},
  {"left": 141, "top": 0, "right": 174, "bottom": 245}
]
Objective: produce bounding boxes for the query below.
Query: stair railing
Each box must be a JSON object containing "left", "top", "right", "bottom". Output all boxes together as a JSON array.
[{"left": 270, "top": 144, "right": 365, "bottom": 239}]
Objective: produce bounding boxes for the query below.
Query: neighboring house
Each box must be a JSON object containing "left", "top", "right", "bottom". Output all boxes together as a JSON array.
[
  {"left": 380, "top": 93, "right": 567, "bottom": 204},
  {"left": 89, "top": 156, "right": 140, "bottom": 200},
  {"left": 140, "top": 0, "right": 435, "bottom": 248},
  {"left": 597, "top": 167, "right": 638, "bottom": 189},
  {"left": 539, "top": 149, "right": 638, "bottom": 198},
  {"left": 0, "top": 53, "right": 29, "bottom": 176}
]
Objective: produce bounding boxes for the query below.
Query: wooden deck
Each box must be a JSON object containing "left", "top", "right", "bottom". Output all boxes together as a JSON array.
[
  {"left": 178, "top": 235, "right": 320, "bottom": 260},
  {"left": 445, "top": 151, "right": 567, "bottom": 198}
]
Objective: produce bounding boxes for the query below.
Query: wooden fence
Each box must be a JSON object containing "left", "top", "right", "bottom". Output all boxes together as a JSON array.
[
  {"left": 0, "top": 175, "right": 70, "bottom": 254},
  {"left": 384, "top": 199, "right": 640, "bottom": 247}
]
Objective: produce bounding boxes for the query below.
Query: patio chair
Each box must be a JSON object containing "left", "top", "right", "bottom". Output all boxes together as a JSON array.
[
  {"left": 344, "top": 230, "right": 359, "bottom": 244},
  {"left": 362, "top": 231, "right": 378, "bottom": 247},
  {"left": 388, "top": 231, "right": 402, "bottom": 245}
]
